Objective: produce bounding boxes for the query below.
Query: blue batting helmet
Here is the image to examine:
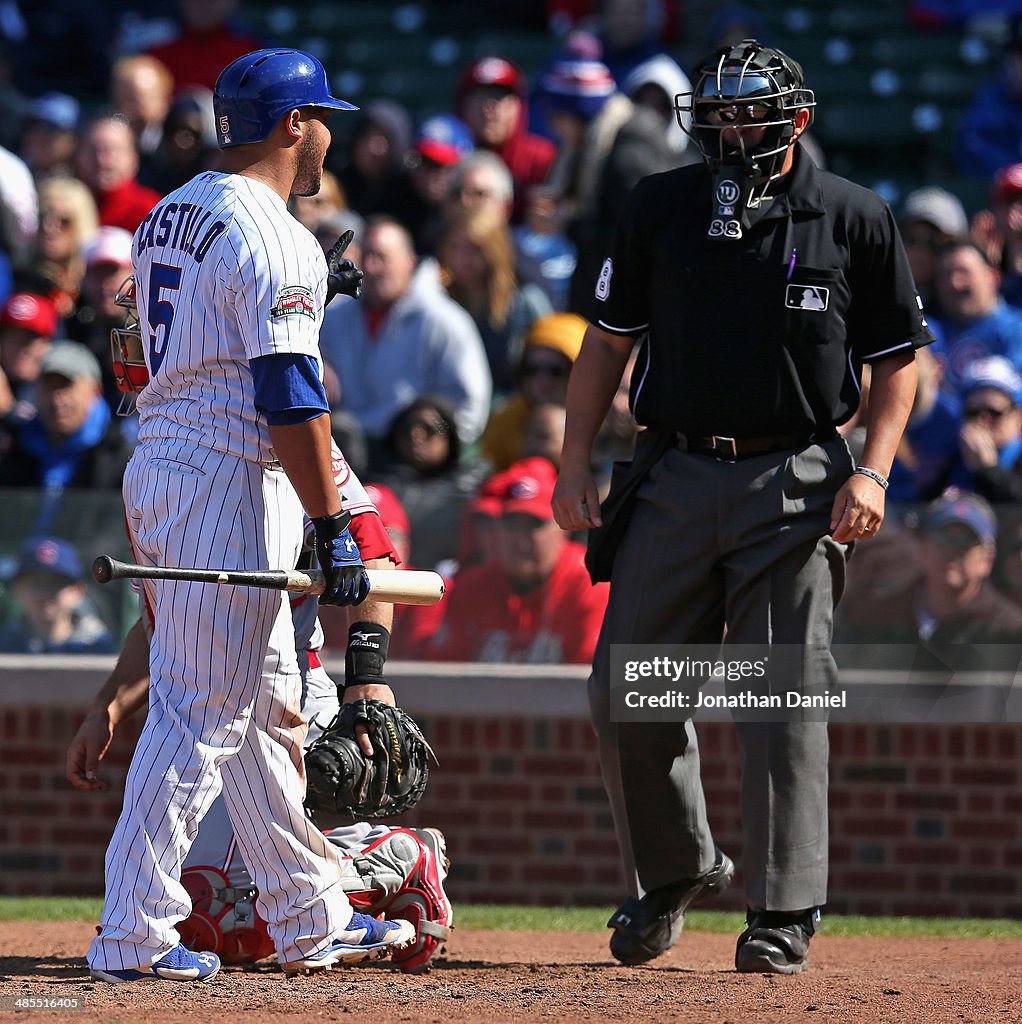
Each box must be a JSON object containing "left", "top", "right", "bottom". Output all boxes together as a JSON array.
[{"left": 213, "top": 49, "right": 358, "bottom": 149}]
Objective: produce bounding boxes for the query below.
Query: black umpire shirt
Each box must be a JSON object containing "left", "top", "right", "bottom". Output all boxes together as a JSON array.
[{"left": 593, "top": 146, "right": 935, "bottom": 438}]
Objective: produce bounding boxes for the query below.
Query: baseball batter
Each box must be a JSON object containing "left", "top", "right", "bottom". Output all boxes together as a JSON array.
[
  {"left": 87, "top": 49, "right": 414, "bottom": 983},
  {"left": 69, "top": 450, "right": 452, "bottom": 974}
]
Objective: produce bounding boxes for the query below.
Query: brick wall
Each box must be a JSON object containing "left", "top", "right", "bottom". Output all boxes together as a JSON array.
[{"left": 1, "top": 659, "right": 1019, "bottom": 915}]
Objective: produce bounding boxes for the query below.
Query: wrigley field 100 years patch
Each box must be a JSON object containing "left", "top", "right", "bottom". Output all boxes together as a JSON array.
[{"left": 271, "top": 284, "right": 316, "bottom": 319}]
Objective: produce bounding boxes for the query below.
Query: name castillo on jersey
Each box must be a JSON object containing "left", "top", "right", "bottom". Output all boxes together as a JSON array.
[{"left": 135, "top": 174, "right": 227, "bottom": 264}]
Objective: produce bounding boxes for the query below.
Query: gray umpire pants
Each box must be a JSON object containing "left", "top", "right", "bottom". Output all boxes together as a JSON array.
[{"left": 589, "top": 436, "right": 853, "bottom": 912}]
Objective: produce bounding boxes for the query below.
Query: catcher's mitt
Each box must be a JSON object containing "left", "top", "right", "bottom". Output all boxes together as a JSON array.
[{"left": 305, "top": 699, "right": 436, "bottom": 819}]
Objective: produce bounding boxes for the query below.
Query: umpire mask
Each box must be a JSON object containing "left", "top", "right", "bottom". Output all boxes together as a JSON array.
[{"left": 675, "top": 39, "right": 815, "bottom": 240}]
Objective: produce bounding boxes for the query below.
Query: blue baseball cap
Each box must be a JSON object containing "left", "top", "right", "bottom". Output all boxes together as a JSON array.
[
  {"left": 414, "top": 114, "right": 473, "bottom": 166},
  {"left": 14, "top": 536, "right": 84, "bottom": 583},
  {"left": 960, "top": 356, "right": 1022, "bottom": 404},
  {"left": 922, "top": 492, "right": 997, "bottom": 548},
  {"left": 28, "top": 92, "right": 79, "bottom": 132}
]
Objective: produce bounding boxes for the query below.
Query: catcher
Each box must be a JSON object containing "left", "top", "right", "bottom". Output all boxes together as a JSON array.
[{"left": 67, "top": 447, "right": 451, "bottom": 974}]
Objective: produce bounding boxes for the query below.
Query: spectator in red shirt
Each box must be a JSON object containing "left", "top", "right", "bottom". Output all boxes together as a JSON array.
[
  {"left": 427, "top": 456, "right": 609, "bottom": 663},
  {"left": 0, "top": 291, "right": 57, "bottom": 426},
  {"left": 75, "top": 116, "right": 162, "bottom": 234},
  {"left": 456, "top": 56, "right": 557, "bottom": 224}
]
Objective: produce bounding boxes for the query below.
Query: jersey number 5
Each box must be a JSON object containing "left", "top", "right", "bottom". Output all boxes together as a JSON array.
[{"left": 147, "top": 263, "right": 182, "bottom": 375}]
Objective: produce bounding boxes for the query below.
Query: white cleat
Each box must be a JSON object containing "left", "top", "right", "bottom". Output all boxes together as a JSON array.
[{"left": 279, "top": 915, "right": 417, "bottom": 974}]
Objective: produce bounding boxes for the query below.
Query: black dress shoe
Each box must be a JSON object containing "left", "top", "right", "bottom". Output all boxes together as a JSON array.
[
  {"left": 608, "top": 848, "right": 735, "bottom": 965},
  {"left": 734, "top": 907, "right": 819, "bottom": 974}
]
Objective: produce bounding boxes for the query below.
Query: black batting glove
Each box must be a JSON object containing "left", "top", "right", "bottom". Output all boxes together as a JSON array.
[
  {"left": 325, "top": 229, "right": 364, "bottom": 304},
  {"left": 312, "top": 510, "right": 372, "bottom": 606}
]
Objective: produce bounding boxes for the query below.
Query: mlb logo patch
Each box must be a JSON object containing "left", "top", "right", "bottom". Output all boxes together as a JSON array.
[{"left": 785, "top": 284, "right": 829, "bottom": 311}]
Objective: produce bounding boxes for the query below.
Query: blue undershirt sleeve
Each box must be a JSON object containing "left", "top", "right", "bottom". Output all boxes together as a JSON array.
[{"left": 250, "top": 352, "right": 330, "bottom": 426}]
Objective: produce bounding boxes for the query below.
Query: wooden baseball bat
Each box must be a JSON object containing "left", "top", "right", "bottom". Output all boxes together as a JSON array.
[{"left": 92, "top": 555, "right": 444, "bottom": 606}]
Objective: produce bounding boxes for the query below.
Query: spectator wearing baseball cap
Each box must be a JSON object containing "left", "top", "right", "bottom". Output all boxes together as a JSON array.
[
  {"left": 384, "top": 114, "right": 474, "bottom": 257},
  {"left": 898, "top": 186, "right": 969, "bottom": 322},
  {"left": 0, "top": 340, "right": 132, "bottom": 499},
  {"left": 0, "top": 535, "right": 114, "bottom": 654},
  {"left": 425, "top": 456, "right": 609, "bottom": 663},
  {"left": 957, "top": 355, "right": 1022, "bottom": 503},
  {"left": 415, "top": 114, "right": 474, "bottom": 169},
  {"left": 20, "top": 92, "right": 80, "bottom": 181},
  {"left": 916, "top": 490, "right": 1022, "bottom": 644},
  {"left": 843, "top": 487, "right": 1022, "bottom": 648},
  {"left": 456, "top": 55, "right": 557, "bottom": 224},
  {"left": 902, "top": 186, "right": 969, "bottom": 237},
  {"left": 65, "top": 226, "right": 135, "bottom": 414},
  {"left": 0, "top": 291, "right": 57, "bottom": 425}
]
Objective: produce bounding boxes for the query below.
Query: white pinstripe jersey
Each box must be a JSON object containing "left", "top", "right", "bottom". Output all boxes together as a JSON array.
[{"left": 132, "top": 171, "right": 327, "bottom": 464}]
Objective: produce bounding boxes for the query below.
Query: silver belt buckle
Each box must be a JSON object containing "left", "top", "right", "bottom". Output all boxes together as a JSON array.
[{"left": 710, "top": 435, "right": 738, "bottom": 461}]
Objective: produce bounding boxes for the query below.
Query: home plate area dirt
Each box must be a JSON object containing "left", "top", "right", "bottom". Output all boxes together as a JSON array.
[{"left": 0, "top": 921, "right": 1018, "bottom": 1023}]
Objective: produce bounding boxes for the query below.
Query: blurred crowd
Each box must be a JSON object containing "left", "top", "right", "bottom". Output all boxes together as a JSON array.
[{"left": 3, "top": 0, "right": 1022, "bottom": 661}]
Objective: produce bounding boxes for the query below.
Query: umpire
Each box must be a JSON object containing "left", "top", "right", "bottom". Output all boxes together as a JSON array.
[{"left": 553, "top": 39, "right": 930, "bottom": 974}]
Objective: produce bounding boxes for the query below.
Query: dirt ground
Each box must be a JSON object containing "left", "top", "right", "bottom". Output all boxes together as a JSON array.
[{"left": 0, "top": 920, "right": 1018, "bottom": 1023}]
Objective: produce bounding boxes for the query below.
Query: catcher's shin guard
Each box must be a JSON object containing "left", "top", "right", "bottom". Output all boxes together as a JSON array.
[
  {"left": 178, "top": 866, "right": 275, "bottom": 965},
  {"left": 387, "top": 828, "right": 453, "bottom": 973},
  {"left": 329, "top": 827, "right": 453, "bottom": 973}
]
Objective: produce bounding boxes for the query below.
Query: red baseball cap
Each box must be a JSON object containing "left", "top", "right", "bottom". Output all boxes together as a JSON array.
[
  {"left": 472, "top": 471, "right": 508, "bottom": 518},
  {"left": 499, "top": 456, "right": 557, "bottom": 520},
  {"left": 992, "top": 163, "right": 1022, "bottom": 206},
  {"left": 462, "top": 56, "right": 524, "bottom": 95},
  {"left": 0, "top": 292, "right": 57, "bottom": 338}
]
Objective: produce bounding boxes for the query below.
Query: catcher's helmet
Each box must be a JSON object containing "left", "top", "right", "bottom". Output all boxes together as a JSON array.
[
  {"left": 213, "top": 48, "right": 358, "bottom": 149},
  {"left": 674, "top": 39, "right": 815, "bottom": 183}
]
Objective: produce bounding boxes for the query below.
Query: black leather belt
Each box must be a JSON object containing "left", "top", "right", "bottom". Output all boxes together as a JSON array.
[{"left": 677, "top": 431, "right": 811, "bottom": 461}]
